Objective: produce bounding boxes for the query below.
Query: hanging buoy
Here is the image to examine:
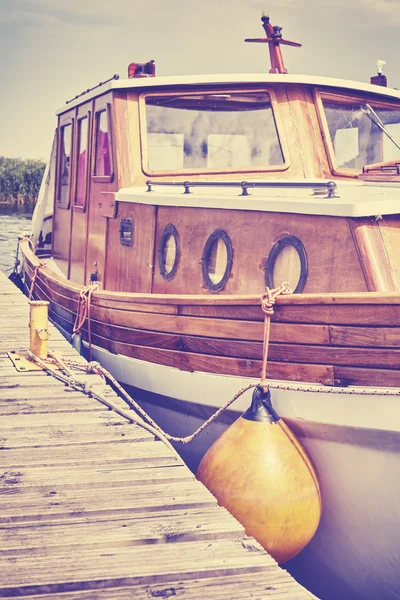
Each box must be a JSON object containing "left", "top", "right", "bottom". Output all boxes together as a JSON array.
[{"left": 196, "top": 385, "right": 322, "bottom": 563}]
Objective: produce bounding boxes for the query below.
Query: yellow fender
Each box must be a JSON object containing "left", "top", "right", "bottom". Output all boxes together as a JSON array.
[{"left": 196, "top": 386, "right": 322, "bottom": 563}]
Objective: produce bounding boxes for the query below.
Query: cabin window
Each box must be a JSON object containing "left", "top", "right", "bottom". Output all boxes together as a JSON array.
[
  {"left": 158, "top": 224, "right": 180, "bottom": 280},
  {"left": 319, "top": 94, "right": 400, "bottom": 171},
  {"left": 75, "top": 116, "right": 89, "bottom": 209},
  {"left": 94, "top": 107, "right": 113, "bottom": 179},
  {"left": 202, "top": 230, "right": 233, "bottom": 293},
  {"left": 265, "top": 236, "right": 307, "bottom": 294},
  {"left": 58, "top": 122, "right": 73, "bottom": 207},
  {"left": 142, "top": 91, "right": 285, "bottom": 174},
  {"left": 120, "top": 218, "right": 134, "bottom": 247}
]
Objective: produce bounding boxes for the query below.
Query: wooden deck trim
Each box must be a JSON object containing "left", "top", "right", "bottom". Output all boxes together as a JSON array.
[{"left": 21, "top": 239, "right": 400, "bottom": 306}]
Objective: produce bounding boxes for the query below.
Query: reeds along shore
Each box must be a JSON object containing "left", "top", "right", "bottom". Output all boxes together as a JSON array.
[{"left": 0, "top": 156, "right": 45, "bottom": 205}]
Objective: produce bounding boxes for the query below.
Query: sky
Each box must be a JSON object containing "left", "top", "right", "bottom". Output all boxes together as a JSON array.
[{"left": 2, "top": 0, "right": 400, "bottom": 160}]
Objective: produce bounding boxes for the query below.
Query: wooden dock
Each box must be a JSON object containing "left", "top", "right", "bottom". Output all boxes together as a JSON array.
[{"left": 0, "top": 272, "right": 315, "bottom": 599}]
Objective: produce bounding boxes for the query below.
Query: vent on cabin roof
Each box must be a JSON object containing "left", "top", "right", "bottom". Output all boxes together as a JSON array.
[{"left": 128, "top": 60, "right": 156, "bottom": 78}]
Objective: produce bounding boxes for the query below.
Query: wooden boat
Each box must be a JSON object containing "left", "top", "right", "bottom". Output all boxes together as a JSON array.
[{"left": 19, "top": 14, "right": 400, "bottom": 600}]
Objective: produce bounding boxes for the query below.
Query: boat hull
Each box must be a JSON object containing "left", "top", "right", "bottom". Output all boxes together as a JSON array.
[
  {"left": 19, "top": 242, "right": 400, "bottom": 600},
  {"left": 90, "top": 344, "right": 400, "bottom": 600}
]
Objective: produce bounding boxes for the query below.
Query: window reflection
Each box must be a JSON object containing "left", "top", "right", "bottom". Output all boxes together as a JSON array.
[
  {"left": 159, "top": 225, "right": 179, "bottom": 280},
  {"left": 75, "top": 117, "right": 88, "bottom": 208},
  {"left": 59, "top": 123, "right": 72, "bottom": 205},
  {"left": 272, "top": 244, "right": 301, "bottom": 291},
  {"left": 206, "top": 237, "right": 228, "bottom": 284},
  {"left": 163, "top": 233, "right": 177, "bottom": 274},
  {"left": 145, "top": 92, "right": 284, "bottom": 172},
  {"left": 95, "top": 110, "right": 111, "bottom": 176},
  {"left": 322, "top": 98, "right": 400, "bottom": 169}
]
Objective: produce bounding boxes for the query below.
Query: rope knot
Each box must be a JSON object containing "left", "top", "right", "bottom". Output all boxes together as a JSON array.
[
  {"left": 72, "top": 282, "right": 98, "bottom": 362},
  {"left": 260, "top": 281, "right": 292, "bottom": 390},
  {"left": 261, "top": 281, "right": 292, "bottom": 316}
]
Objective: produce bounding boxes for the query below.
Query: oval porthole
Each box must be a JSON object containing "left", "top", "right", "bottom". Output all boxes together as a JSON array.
[
  {"left": 265, "top": 235, "right": 308, "bottom": 293},
  {"left": 202, "top": 229, "right": 233, "bottom": 293},
  {"left": 158, "top": 224, "right": 180, "bottom": 280}
]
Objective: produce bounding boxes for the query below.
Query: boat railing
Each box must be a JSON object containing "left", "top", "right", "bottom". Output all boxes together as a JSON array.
[{"left": 145, "top": 180, "right": 338, "bottom": 198}]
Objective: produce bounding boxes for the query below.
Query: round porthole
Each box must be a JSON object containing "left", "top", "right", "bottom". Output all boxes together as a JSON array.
[
  {"left": 202, "top": 229, "right": 233, "bottom": 293},
  {"left": 158, "top": 224, "right": 180, "bottom": 280},
  {"left": 265, "top": 236, "right": 308, "bottom": 293}
]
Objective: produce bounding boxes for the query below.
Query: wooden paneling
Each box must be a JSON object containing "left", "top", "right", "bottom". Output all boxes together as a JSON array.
[
  {"left": 303, "top": 86, "right": 332, "bottom": 178},
  {"left": 285, "top": 85, "right": 330, "bottom": 179},
  {"left": 89, "top": 333, "right": 336, "bottom": 385},
  {"left": 334, "top": 366, "right": 400, "bottom": 387},
  {"left": 330, "top": 325, "right": 400, "bottom": 348},
  {"left": 88, "top": 320, "right": 329, "bottom": 349},
  {"left": 69, "top": 209, "right": 88, "bottom": 284},
  {"left": 152, "top": 208, "right": 367, "bottom": 295},
  {"left": 114, "top": 91, "right": 133, "bottom": 189},
  {"left": 105, "top": 202, "right": 156, "bottom": 293},
  {"left": 126, "top": 91, "right": 147, "bottom": 187},
  {"left": 379, "top": 215, "right": 400, "bottom": 288},
  {"left": 348, "top": 216, "right": 399, "bottom": 292},
  {"left": 272, "top": 303, "right": 400, "bottom": 325},
  {"left": 21, "top": 241, "right": 400, "bottom": 388}
]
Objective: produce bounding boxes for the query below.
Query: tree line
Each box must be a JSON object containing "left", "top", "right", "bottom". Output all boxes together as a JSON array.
[{"left": 0, "top": 156, "right": 46, "bottom": 203}]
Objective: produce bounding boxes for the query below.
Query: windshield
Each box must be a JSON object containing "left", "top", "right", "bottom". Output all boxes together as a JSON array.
[
  {"left": 143, "top": 92, "right": 284, "bottom": 173},
  {"left": 322, "top": 97, "right": 400, "bottom": 170}
]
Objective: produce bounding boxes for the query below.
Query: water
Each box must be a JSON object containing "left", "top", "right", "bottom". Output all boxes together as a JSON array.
[{"left": 0, "top": 204, "right": 33, "bottom": 272}]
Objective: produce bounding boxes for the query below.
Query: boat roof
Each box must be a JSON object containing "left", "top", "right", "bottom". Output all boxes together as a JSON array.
[{"left": 57, "top": 73, "right": 400, "bottom": 115}]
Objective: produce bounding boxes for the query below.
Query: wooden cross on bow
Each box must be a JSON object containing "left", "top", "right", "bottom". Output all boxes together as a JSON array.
[{"left": 245, "top": 12, "right": 302, "bottom": 74}]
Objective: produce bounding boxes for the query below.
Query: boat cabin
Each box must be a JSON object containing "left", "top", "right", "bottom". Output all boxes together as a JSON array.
[{"left": 50, "top": 66, "right": 400, "bottom": 297}]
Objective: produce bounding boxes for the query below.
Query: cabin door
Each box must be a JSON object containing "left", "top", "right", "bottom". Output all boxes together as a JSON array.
[
  {"left": 69, "top": 101, "right": 92, "bottom": 284},
  {"left": 86, "top": 93, "right": 117, "bottom": 287}
]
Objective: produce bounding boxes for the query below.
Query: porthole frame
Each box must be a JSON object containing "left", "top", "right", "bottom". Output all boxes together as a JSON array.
[
  {"left": 201, "top": 229, "right": 233, "bottom": 293},
  {"left": 265, "top": 235, "right": 308, "bottom": 294},
  {"left": 158, "top": 224, "right": 180, "bottom": 281}
]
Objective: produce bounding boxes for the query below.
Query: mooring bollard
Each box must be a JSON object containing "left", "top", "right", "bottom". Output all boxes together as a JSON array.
[{"left": 29, "top": 300, "right": 50, "bottom": 359}]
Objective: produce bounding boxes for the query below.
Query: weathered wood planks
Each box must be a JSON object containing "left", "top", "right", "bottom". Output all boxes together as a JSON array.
[
  {"left": 21, "top": 244, "right": 400, "bottom": 387},
  {"left": 0, "top": 272, "right": 314, "bottom": 599}
]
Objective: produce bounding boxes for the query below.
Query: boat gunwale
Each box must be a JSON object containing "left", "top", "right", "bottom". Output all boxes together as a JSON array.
[{"left": 20, "top": 238, "right": 400, "bottom": 306}]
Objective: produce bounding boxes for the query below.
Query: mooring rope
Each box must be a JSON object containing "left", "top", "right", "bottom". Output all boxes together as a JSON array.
[
  {"left": 26, "top": 286, "right": 289, "bottom": 445},
  {"left": 26, "top": 280, "right": 400, "bottom": 455},
  {"left": 260, "top": 282, "right": 292, "bottom": 390},
  {"left": 28, "top": 261, "right": 47, "bottom": 300},
  {"left": 72, "top": 283, "right": 98, "bottom": 361}
]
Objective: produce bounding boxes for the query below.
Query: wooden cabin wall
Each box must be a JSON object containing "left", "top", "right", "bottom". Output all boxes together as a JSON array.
[
  {"left": 105, "top": 202, "right": 156, "bottom": 293},
  {"left": 285, "top": 85, "right": 332, "bottom": 179},
  {"left": 104, "top": 92, "right": 157, "bottom": 293},
  {"left": 151, "top": 207, "right": 367, "bottom": 295},
  {"left": 348, "top": 217, "right": 399, "bottom": 292},
  {"left": 379, "top": 215, "right": 400, "bottom": 289}
]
